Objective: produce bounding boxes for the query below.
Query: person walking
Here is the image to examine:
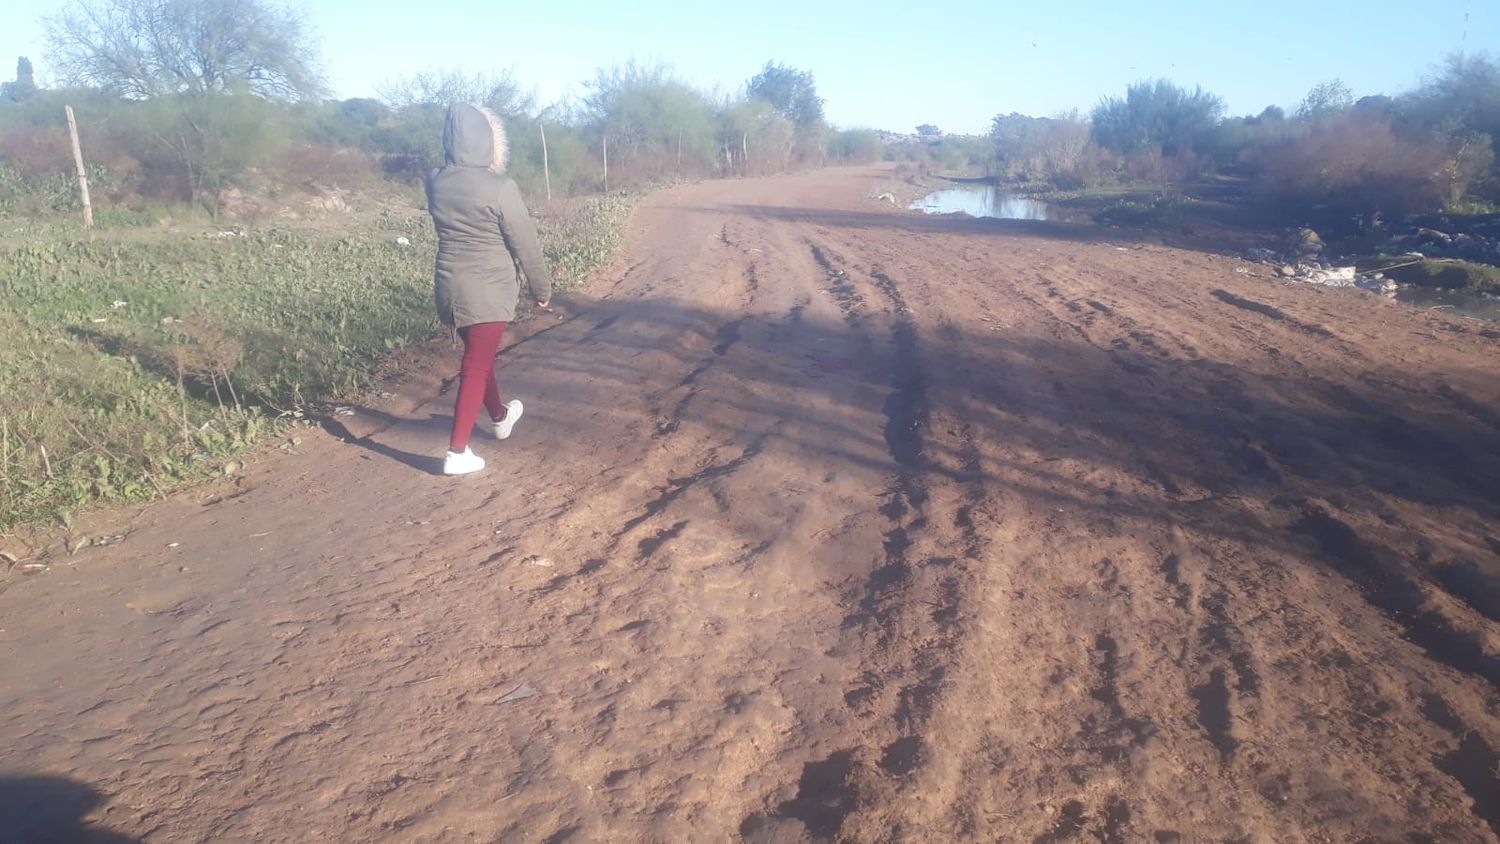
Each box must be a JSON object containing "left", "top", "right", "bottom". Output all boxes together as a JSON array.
[{"left": 427, "top": 104, "right": 552, "bottom": 475}]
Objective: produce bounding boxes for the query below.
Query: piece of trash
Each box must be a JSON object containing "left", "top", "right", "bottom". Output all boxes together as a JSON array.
[
  {"left": 496, "top": 685, "right": 540, "bottom": 704},
  {"left": 395, "top": 236, "right": 410, "bottom": 247},
  {"left": 1233, "top": 266, "right": 1250, "bottom": 274},
  {"left": 334, "top": 407, "right": 356, "bottom": 417},
  {"left": 112, "top": 300, "right": 128, "bottom": 309},
  {"left": 523, "top": 555, "right": 554, "bottom": 568},
  {"left": 167, "top": 542, "right": 180, "bottom": 548},
  {"left": 91, "top": 317, "right": 108, "bottom": 323},
  {"left": 21, "top": 563, "right": 48, "bottom": 574},
  {"left": 1301, "top": 266, "right": 1357, "bottom": 287}
]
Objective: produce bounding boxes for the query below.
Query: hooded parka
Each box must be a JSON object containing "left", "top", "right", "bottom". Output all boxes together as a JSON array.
[{"left": 427, "top": 104, "right": 552, "bottom": 327}]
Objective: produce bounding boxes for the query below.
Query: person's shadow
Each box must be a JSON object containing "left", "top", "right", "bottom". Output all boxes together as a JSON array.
[
  {"left": 0, "top": 776, "right": 139, "bottom": 842},
  {"left": 320, "top": 410, "right": 446, "bottom": 475}
]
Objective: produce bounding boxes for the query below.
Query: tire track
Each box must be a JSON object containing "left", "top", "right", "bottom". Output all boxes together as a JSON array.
[{"left": 1292, "top": 506, "right": 1500, "bottom": 690}]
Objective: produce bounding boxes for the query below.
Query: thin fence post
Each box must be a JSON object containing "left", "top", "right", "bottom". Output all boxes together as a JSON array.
[
  {"left": 64, "top": 105, "right": 93, "bottom": 228},
  {"left": 742, "top": 133, "right": 749, "bottom": 176},
  {"left": 539, "top": 121, "right": 552, "bottom": 201},
  {"left": 602, "top": 135, "right": 609, "bottom": 194}
]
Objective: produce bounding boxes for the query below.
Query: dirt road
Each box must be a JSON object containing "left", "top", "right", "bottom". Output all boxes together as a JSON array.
[{"left": 4, "top": 166, "right": 1500, "bottom": 842}]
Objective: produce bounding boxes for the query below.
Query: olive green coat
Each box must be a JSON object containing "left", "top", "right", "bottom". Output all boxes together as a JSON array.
[{"left": 427, "top": 104, "right": 552, "bottom": 327}]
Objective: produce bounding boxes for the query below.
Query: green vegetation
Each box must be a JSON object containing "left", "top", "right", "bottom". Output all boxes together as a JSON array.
[
  {"left": 0, "top": 219, "right": 425, "bottom": 529},
  {"left": 826, "top": 128, "right": 883, "bottom": 164},
  {"left": 886, "top": 129, "right": 992, "bottom": 177},
  {"left": 1381, "top": 260, "right": 1500, "bottom": 293},
  {"left": 1091, "top": 80, "right": 1224, "bottom": 156},
  {"left": 988, "top": 112, "right": 1101, "bottom": 188},
  {"left": 1093, "top": 195, "right": 1198, "bottom": 227},
  {"left": 0, "top": 194, "right": 633, "bottom": 531}
]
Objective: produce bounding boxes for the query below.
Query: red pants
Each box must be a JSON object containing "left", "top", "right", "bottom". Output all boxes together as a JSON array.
[{"left": 449, "top": 322, "right": 507, "bottom": 451}]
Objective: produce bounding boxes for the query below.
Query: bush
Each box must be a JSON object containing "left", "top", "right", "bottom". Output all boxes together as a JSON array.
[
  {"left": 582, "top": 61, "right": 721, "bottom": 182},
  {"left": 1201, "top": 108, "right": 1295, "bottom": 173},
  {"left": 827, "top": 128, "right": 883, "bottom": 164},
  {"left": 887, "top": 133, "right": 991, "bottom": 176},
  {"left": 510, "top": 119, "right": 596, "bottom": 198},
  {"left": 1091, "top": 79, "right": 1224, "bottom": 156},
  {"left": 1255, "top": 114, "right": 1451, "bottom": 215},
  {"left": 990, "top": 112, "right": 1108, "bottom": 187}
]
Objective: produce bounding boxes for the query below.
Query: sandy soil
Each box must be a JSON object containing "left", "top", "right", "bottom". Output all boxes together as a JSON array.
[{"left": 4, "top": 165, "right": 1500, "bottom": 843}]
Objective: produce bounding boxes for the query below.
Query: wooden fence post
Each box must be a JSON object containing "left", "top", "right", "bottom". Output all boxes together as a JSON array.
[
  {"left": 602, "top": 135, "right": 609, "bottom": 194},
  {"left": 65, "top": 105, "right": 94, "bottom": 227},
  {"left": 539, "top": 122, "right": 552, "bottom": 201}
]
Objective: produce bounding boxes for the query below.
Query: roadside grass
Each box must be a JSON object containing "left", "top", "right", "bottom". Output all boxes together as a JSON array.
[
  {"left": 1379, "top": 259, "right": 1500, "bottom": 293},
  {"left": 1, "top": 192, "right": 636, "bottom": 532}
]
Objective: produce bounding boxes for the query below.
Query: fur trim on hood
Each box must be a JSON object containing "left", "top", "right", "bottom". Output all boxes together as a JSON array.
[
  {"left": 441, "top": 103, "right": 509, "bottom": 172},
  {"left": 478, "top": 107, "right": 508, "bottom": 173}
]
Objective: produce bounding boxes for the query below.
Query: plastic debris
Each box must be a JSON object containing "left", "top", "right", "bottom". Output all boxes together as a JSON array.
[{"left": 496, "top": 685, "right": 540, "bottom": 704}]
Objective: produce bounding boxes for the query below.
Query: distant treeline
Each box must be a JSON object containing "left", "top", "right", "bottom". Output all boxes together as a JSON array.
[
  {"left": 969, "top": 57, "right": 1500, "bottom": 218},
  {"left": 0, "top": 0, "right": 886, "bottom": 218}
]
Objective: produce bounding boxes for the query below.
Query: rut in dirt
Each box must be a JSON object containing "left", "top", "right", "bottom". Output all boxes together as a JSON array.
[{"left": 785, "top": 240, "right": 996, "bottom": 839}]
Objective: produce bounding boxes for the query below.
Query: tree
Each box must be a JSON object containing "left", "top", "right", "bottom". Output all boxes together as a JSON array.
[
  {"left": 379, "top": 68, "right": 535, "bottom": 118},
  {"left": 719, "top": 97, "right": 795, "bottom": 175},
  {"left": 1, "top": 57, "right": 38, "bottom": 101},
  {"left": 1410, "top": 52, "right": 1500, "bottom": 146},
  {"left": 1295, "top": 79, "right": 1353, "bottom": 120},
  {"left": 746, "top": 61, "right": 824, "bottom": 130},
  {"left": 45, "top": 0, "right": 324, "bottom": 100},
  {"left": 581, "top": 61, "right": 719, "bottom": 177},
  {"left": 916, "top": 123, "right": 942, "bottom": 139},
  {"left": 1256, "top": 105, "right": 1285, "bottom": 123},
  {"left": 1090, "top": 79, "right": 1224, "bottom": 156}
]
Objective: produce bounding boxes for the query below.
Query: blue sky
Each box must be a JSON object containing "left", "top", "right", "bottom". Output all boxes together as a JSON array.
[{"left": 2, "top": 0, "right": 1492, "bottom": 133}]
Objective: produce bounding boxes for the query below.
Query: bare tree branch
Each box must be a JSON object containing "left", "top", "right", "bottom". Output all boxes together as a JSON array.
[{"left": 44, "top": 0, "right": 325, "bottom": 101}]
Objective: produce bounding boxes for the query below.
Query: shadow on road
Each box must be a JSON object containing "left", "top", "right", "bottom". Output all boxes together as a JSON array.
[
  {"left": 333, "top": 249, "right": 1500, "bottom": 714},
  {"left": 0, "top": 776, "right": 139, "bottom": 843}
]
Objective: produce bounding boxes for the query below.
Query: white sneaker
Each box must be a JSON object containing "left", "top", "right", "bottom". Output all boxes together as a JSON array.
[
  {"left": 490, "top": 399, "right": 524, "bottom": 440},
  {"left": 443, "top": 447, "right": 486, "bottom": 475}
]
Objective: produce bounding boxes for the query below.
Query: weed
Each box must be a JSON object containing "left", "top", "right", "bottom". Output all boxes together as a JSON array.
[{"left": 0, "top": 194, "right": 634, "bottom": 530}]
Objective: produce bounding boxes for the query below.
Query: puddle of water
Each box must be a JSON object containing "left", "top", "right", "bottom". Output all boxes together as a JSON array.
[
  {"left": 1392, "top": 286, "right": 1500, "bottom": 322},
  {"left": 910, "top": 187, "right": 1052, "bottom": 221}
]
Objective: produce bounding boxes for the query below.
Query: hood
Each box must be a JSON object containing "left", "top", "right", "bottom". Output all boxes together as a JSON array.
[{"left": 442, "top": 103, "right": 509, "bottom": 172}]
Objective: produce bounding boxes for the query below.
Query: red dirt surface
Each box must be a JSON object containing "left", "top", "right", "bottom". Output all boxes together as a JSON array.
[{"left": 4, "top": 165, "right": 1499, "bottom": 842}]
